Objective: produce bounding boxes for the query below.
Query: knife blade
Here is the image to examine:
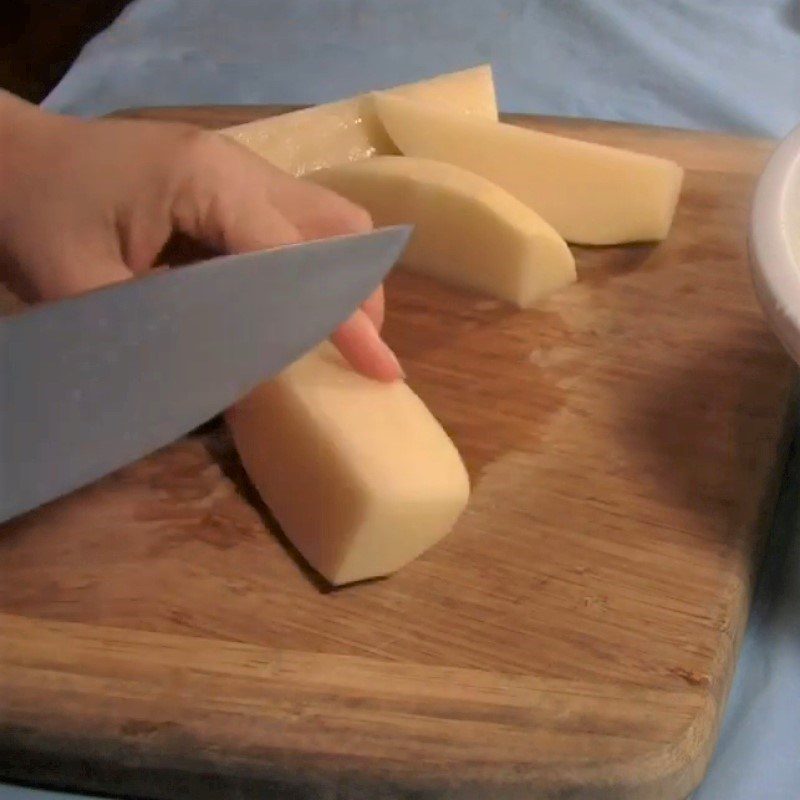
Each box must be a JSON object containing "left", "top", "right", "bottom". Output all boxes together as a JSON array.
[{"left": 0, "top": 225, "right": 411, "bottom": 522}]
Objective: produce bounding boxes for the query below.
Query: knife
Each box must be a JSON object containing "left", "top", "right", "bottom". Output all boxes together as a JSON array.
[{"left": 0, "top": 225, "right": 411, "bottom": 523}]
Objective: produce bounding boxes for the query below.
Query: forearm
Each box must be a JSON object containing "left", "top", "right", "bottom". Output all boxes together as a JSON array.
[
  {"left": 0, "top": 92, "right": 72, "bottom": 296},
  {"left": 0, "top": 92, "right": 35, "bottom": 289},
  {"left": 0, "top": 92, "right": 72, "bottom": 187},
  {"left": 0, "top": 91, "right": 45, "bottom": 162},
  {"left": 0, "top": 88, "right": 36, "bottom": 119}
]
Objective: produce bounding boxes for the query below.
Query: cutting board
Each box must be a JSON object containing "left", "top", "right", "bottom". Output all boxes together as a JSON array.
[{"left": 0, "top": 109, "right": 793, "bottom": 800}]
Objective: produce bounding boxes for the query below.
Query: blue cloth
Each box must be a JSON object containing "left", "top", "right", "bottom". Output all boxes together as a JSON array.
[
  {"left": 43, "top": 0, "right": 800, "bottom": 136},
  {"left": 4, "top": 3, "right": 800, "bottom": 799}
]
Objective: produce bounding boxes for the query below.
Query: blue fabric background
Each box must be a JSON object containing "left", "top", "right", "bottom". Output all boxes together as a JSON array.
[
  {"left": 44, "top": 0, "right": 800, "bottom": 137},
  {"left": 4, "top": 2, "right": 800, "bottom": 798}
]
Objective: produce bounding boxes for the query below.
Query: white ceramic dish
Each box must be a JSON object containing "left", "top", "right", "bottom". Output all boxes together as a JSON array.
[{"left": 750, "top": 122, "right": 800, "bottom": 364}]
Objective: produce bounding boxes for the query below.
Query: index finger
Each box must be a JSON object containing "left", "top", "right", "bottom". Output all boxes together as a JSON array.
[{"left": 331, "top": 307, "right": 403, "bottom": 382}]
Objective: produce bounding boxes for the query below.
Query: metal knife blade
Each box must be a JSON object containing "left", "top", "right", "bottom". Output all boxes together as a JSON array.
[{"left": 0, "top": 225, "right": 411, "bottom": 522}]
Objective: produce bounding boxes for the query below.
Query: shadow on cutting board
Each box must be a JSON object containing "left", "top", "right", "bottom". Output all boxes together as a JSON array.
[
  {"left": 383, "top": 269, "right": 570, "bottom": 485},
  {"left": 615, "top": 329, "right": 795, "bottom": 547},
  {"left": 201, "top": 426, "right": 342, "bottom": 594}
]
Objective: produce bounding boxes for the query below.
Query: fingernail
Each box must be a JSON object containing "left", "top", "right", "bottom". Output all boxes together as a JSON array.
[
  {"left": 364, "top": 314, "right": 404, "bottom": 381},
  {"left": 387, "top": 344, "right": 406, "bottom": 380}
]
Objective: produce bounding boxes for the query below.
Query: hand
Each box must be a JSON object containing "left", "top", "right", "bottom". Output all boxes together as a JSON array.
[{"left": 0, "top": 91, "right": 402, "bottom": 381}]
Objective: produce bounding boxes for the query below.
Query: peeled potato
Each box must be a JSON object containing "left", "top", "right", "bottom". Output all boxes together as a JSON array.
[
  {"left": 227, "top": 345, "right": 469, "bottom": 585},
  {"left": 373, "top": 92, "right": 684, "bottom": 245},
  {"left": 310, "top": 156, "right": 575, "bottom": 307},
  {"left": 222, "top": 65, "right": 497, "bottom": 176}
]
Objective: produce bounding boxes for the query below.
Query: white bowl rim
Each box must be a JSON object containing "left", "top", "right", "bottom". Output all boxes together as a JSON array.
[{"left": 750, "top": 121, "right": 800, "bottom": 365}]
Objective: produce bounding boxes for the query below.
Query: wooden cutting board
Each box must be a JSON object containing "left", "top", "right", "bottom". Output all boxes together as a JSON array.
[{"left": 0, "top": 109, "right": 793, "bottom": 800}]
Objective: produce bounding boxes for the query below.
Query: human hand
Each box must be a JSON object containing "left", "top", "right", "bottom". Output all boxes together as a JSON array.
[{"left": 0, "top": 92, "right": 401, "bottom": 381}]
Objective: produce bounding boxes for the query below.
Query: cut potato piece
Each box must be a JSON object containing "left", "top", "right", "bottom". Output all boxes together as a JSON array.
[
  {"left": 374, "top": 93, "right": 684, "bottom": 245},
  {"left": 222, "top": 65, "right": 497, "bottom": 176},
  {"left": 310, "top": 157, "right": 575, "bottom": 307},
  {"left": 227, "top": 344, "right": 469, "bottom": 586}
]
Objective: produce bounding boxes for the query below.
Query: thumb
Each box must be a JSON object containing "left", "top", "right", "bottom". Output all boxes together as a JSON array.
[
  {"left": 52, "top": 256, "right": 134, "bottom": 300},
  {"left": 8, "top": 243, "right": 134, "bottom": 303}
]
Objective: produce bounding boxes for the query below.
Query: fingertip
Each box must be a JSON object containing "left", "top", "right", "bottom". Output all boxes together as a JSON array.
[
  {"left": 371, "top": 347, "right": 405, "bottom": 382},
  {"left": 331, "top": 308, "right": 404, "bottom": 382}
]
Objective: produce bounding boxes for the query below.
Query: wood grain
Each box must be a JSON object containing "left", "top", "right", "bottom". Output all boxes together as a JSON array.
[{"left": 0, "top": 108, "right": 791, "bottom": 800}]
